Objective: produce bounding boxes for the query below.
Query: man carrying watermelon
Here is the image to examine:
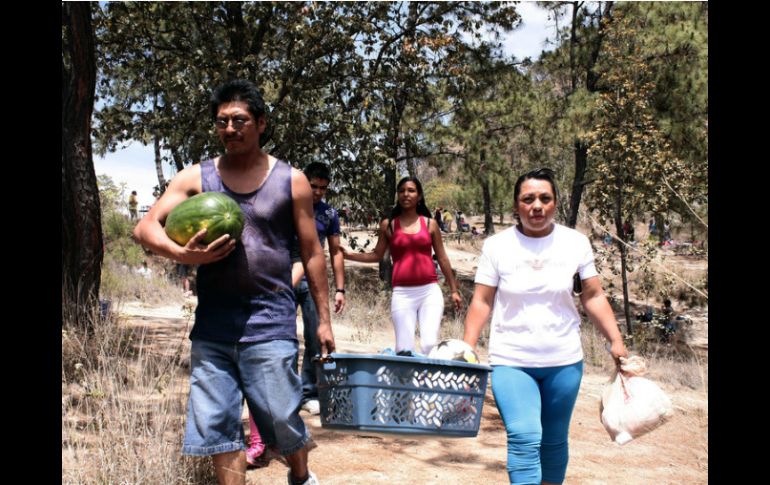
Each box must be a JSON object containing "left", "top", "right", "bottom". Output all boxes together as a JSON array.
[{"left": 133, "top": 79, "right": 333, "bottom": 485}]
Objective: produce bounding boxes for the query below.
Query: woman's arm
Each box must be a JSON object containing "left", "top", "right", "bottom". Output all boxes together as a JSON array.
[
  {"left": 463, "top": 283, "right": 497, "bottom": 348},
  {"left": 342, "top": 218, "right": 391, "bottom": 263},
  {"left": 579, "top": 276, "right": 628, "bottom": 364},
  {"left": 429, "top": 218, "right": 463, "bottom": 310}
]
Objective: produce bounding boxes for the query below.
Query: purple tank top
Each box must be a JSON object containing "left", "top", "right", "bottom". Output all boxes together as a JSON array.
[{"left": 190, "top": 159, "right": 297, "bottom": 343}]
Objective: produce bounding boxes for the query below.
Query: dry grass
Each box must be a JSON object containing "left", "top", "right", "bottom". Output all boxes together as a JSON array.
[
  {"left": 580, "top": 321, "right": 707, "bottom": 393},
  {"left": 62, "top": 261, "right": 705, "bottom": 483},
  {"left": 331, "top": 266, "right": 393, "bottom": 345},
  {"left": 334, "top": 267, "right": 483, "bottom": 350},
  {"left": 62, "top": 305, "right": 217, "bottom": 484},
  {"left": 101, "top": 259, "right": 186, "bottom": 306}
]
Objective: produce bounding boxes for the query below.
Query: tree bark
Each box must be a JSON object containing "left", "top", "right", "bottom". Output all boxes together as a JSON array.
[
  {"left": 567, "top": 140, "right": 588, "bottom": 228},
  {"left": 566, "top": 2, "right": 613, "bottom": 228},
  {"left": 62, "top": 2, "right": 101, "bottom": 328},
  {"left": 378, "top": 92, "right": 406, "bottom": 287},
  {"left": 614, "top": 164, "right": 632, "bottom": 334},
  {"left": 480, "top": 150, "right": 494, "bottom": 235},
  {"left": 154, "top": 135, "right": 167, "bottom": 194}
]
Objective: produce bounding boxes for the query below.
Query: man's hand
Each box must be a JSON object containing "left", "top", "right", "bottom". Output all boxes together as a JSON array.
[
  {"left": 450, "top": 290, "right": 463, "bottom": 311},
  {"left": 317, "top": 322, "right": 336, "bottom": 355},
  {"left": 334, "top": 292, "right": 345, "bottom": 314},
  {"left": 179, "top": 229, "right": 237, "bottom": 264}
]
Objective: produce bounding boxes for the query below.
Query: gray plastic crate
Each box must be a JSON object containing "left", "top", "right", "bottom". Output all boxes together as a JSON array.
[{"left": 315, "top": 353, "right": 492, "bottom": 437}]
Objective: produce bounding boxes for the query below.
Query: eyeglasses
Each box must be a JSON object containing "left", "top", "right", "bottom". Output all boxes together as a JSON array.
[
  {"left": 310, "top": 183, "right": 329, "bottom": 191},
  {"left": 215, "top": 117, "right": 252, "bottom": 130}
]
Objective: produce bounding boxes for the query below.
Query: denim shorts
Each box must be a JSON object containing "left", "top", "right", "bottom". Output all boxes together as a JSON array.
[{"left": 182, "top": 338, "right": 309, "bottom": 456}]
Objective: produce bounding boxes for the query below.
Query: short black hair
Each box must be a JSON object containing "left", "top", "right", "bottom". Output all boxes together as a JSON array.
[
  {"left": 513, "top": 167, "right": 559, "bottom": 203},
  {"left": 303, "top": 162, "right": 331, "bottom": 182},
  {"left": 210, "top": 79, "right": 266, "bottom": 121}
]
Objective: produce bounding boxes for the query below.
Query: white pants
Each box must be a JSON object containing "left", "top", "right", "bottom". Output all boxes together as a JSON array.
[{"left": 390, "top": 283, "right": 445, "bottom": 354}]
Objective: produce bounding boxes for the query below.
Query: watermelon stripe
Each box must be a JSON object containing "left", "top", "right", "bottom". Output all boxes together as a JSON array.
[{"left": 165, "top": 193, "right": 245, "bottom": 245}]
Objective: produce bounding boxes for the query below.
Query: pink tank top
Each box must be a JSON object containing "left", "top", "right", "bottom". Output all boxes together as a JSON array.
[{"left": 390, "top": 216, "right": 438, "bottom": 287}]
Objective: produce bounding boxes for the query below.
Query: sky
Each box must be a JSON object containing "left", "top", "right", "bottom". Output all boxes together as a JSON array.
[{"left": 93, "top": 2, "right": 555, "bottom": 211}]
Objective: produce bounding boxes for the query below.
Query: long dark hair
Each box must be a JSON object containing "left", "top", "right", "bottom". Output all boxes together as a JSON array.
[{"left": 388, "top": 176, "right": 432, "bottom": 233}]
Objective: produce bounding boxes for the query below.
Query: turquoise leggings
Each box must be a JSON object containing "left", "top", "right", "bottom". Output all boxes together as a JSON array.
[{"left": 491, "top": 361, "right": 583, "bottom": 485}]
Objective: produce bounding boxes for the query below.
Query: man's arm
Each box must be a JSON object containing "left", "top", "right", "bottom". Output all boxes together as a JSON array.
[
  {"left": 292, "top": 169, "right": 335, "bottom": 354},
  {"left": 133, "top": 165, "right": 236, "bottom": 264},
  {"left": 327, "top": 234, "right": 345, "bottom": 314}
]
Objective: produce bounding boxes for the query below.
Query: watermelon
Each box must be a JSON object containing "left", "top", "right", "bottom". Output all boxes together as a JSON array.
[{"left": 165, "top": 192, "right": 245, "bottom": 246}]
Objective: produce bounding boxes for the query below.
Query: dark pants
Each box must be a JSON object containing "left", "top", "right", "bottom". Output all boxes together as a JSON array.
[{"left": 293, "top": 279, "right": 320, "bottom": 402}]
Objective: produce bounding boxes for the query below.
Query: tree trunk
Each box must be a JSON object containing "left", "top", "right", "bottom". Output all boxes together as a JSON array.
[
  {"left": 566, "top": 2, "right": 613, "bottom": 228},
  {"left": 406, "top": 149, "right": 417, "bottom": 179},
  {"left": 482, "top": 180, "right": 494, "bottom": 235},
  {"left": 171, "top": 145, "right": 186, "bottom": 173},
  {"left": 567, "top": 140, "right": 588, "bottom": 228},
  {"left": 378, "top": 95, "right": 405, "bottom": 287},
  {"left": 613, "top": 170, "right": 632, "bottom": 335},
  {"left": 62, "top": 2, "right": 101, "bottom": 328},
  {"left": 154, "top": 135, "right": 167, "bottom": 194},
  {"left": 480, "top": 151, "right": 494, "bottom": 235},
  {"left": 616, "top": 217, "right": 632, "bottom": 335}
]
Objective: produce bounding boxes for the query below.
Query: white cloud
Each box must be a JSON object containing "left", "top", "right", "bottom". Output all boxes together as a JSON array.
[{"left": 502, "top": 2, "right": 556, "bottom": 61}]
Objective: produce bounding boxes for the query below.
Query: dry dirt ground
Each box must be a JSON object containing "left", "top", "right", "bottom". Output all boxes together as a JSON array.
[
  {"left": 114, "top": 217, "right": 707, "bottom": 484},
  {"left": 118, "top": 293, "right": 707, "bottom": 485}
]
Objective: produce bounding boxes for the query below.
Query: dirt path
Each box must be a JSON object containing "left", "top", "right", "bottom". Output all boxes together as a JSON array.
[{"left": 118, "top": 300, "right": 707, "bottom": 485}]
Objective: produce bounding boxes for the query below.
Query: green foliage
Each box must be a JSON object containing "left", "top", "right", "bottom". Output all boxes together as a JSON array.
[
  {"left": 424, "top": 180, "right": 475, "bottom": 212},
  {"left": 97, "top": 175, "right": 144, "bottom": 270},
  {"left": 586, "top": 10, "right": 699, "bottom": 223},
  {"left": 91, "top": 2, "right": 706, "bottom": 276},
  {"left": 92, "top": 1, "right": 521, "bottom": 221},
  {"left": 622, "top": 2, "right": 708, "bottom": 171},
  {"left": 96, "top": 184, "right": 180, "bottom": 304}
]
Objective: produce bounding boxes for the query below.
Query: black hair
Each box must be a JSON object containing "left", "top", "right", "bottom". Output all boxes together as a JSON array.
[
  {"left": 210, "top": 79, "right": 266, "bottom": 121},
  {"left": 513, "top": 167, "right": 559, "bottom": 204},
  {"left": 303, "top": 162, "right": 331, "bottom": 182},
  {"left": 388, "top": 176, "right": 432, "bottom": 232}
]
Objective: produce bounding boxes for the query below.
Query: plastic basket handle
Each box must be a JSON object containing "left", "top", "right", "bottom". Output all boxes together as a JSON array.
[{"left": 312, "top": 354, "right": 335, "bottom": 364}]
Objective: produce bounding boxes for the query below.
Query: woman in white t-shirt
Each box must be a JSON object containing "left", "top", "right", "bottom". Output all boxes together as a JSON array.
[{"left": 463, "top": 168, "right": 627, "bottom": 485}]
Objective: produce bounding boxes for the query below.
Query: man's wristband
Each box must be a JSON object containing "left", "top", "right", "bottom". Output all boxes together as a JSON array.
[{"left": 335, "top": 288, "right": 345, "bottom": 294}]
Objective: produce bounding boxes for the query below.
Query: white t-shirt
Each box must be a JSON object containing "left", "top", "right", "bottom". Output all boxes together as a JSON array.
[{"left": 474, "top": 223, "right": 598, "bottom": 367}]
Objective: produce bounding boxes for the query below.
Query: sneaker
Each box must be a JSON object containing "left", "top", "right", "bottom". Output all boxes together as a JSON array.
[
  {"left": 301, "top": 399, "right": 320, "bottom": 415},
  {"left": 245, "top": 441, "right": 265, "bottom": 466},
  {"left": 287, "top": 470, "right": 319, "bottom": 485}
]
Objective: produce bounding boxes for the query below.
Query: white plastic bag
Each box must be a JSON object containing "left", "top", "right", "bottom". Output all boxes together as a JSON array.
[{"left": 599, "top": 355, "right": 674, "bottom": 445}]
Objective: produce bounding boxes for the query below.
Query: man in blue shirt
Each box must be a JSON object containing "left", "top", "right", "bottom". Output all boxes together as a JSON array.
[{"left": 292, "top": 162, "right": 346, "bottom": 414}]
